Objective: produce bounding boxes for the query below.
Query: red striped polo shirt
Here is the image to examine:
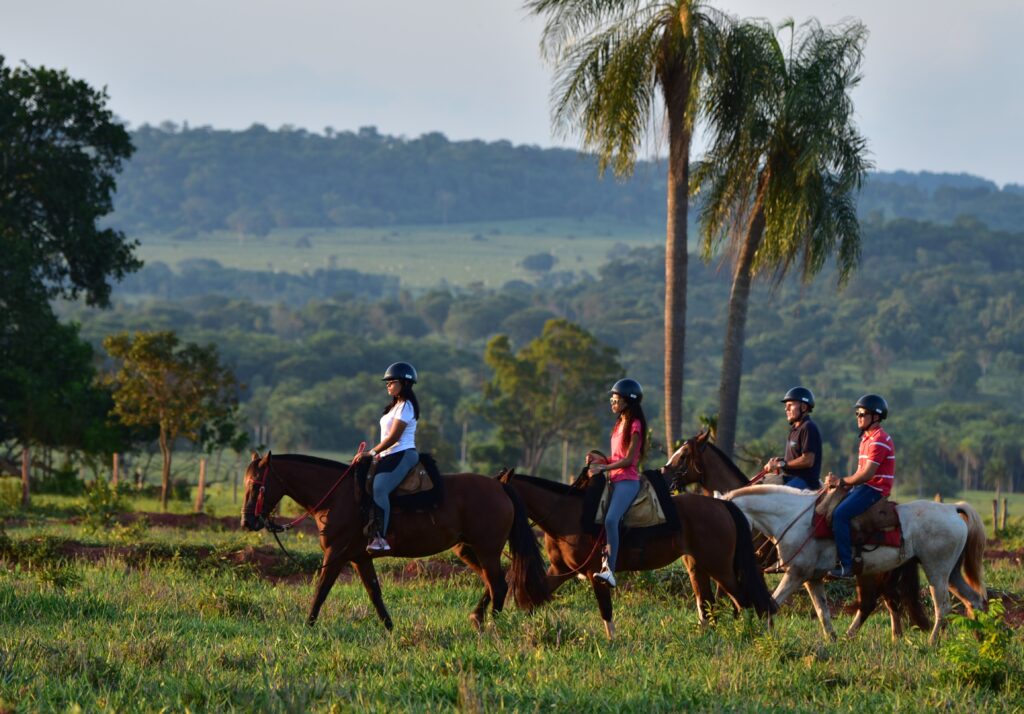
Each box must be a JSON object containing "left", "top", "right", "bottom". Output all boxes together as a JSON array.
[{"left": 859, "top": 426, "right": 895, "bottom": 496}]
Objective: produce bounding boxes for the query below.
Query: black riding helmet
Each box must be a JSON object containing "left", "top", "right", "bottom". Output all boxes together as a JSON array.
[
  {"left": 781, "top": 386, "right": 815, "bottom": 409},
  {"left": 383, "top": 361, "right": 417, "bottom": 383},
  {"left": 855, "top": 393, "right": 888, "bottom": 419},
  {"left": 610, "top": 378, "right": 643, "bottom": 402}
]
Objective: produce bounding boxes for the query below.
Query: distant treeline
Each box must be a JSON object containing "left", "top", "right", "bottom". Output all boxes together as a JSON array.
[{"left": 110, "top": 124, "right": 1024, "bottom": 235}]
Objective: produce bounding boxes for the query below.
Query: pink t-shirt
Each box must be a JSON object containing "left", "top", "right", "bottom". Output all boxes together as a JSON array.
[{"left": 608, "top": 418, "right": 642, "bottom": 482}]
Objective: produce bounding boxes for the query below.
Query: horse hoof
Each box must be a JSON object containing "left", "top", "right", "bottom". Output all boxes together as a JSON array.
[
  {"left": 469, "top": 613, "right": 483, "bottom": 631},
  {"left": 384, "top": 619, "right": 394, "bottom": 631}
]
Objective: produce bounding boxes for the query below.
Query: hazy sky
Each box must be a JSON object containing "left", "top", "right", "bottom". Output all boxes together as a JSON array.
[{"left": 3, "top": 0, "right": 1022, "bottom": 185}]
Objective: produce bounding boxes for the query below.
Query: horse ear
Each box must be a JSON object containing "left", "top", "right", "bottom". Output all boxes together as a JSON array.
[
  {"left": 497, "top": 467, "right": 514, "bottom": 483},
  {"left": 697, "top": 429, "right": 710, "bottom": 444},
  {"left": 250, "top": 451, "right": 260, "bottom": 463},
  {"left": 258, "top": 451, "right": 271, "bottom": 468}
]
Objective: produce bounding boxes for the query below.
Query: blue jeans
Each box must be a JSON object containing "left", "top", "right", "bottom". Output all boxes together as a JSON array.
[
  {"left": 372, "top": 449, "right": 418, "bottom": 536},
  {"left": 604, "top": 479, "right": 641, "bottom": 572},
  {"left": 832, "top": 484, "right": 882, "bottom": 569},
  {"left": 783, "top": 476, "right": 812, "bottom": 490}
]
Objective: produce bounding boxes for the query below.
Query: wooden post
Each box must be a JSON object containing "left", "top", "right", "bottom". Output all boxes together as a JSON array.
[
  {"left": 1001, "top": 498, "right": 1008, "bottom": 531},
  {"left": 20, "top": 447, "right": 30, "bottom": 509},
  {"left": 194, "top": 458, "right": 207, "bottom": 513},
  {"left": 934, "top": 492, "right": 942, "bottom": 503},
  {"left": 112, "top": 453, "right": 120, "bottom": 488},
  {"left": 561, "top": 439, "right": 569, "bottom": 483},
  {"left": 460, "top": 421, "right": 468, "bottom": 470}
]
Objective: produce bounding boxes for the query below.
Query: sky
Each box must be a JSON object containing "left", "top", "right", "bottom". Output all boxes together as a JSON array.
[{"left": 2, "top": 0, "right": 1022, "bottom": 186}]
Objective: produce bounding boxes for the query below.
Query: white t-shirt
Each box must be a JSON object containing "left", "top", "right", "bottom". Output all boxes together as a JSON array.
[{"left": 379, "top": 400, "right": 417, "bottom": 456}]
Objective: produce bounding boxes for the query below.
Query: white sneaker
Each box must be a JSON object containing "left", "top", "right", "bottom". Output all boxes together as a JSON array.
[
  {"left": 366, "top": 536, "right": 391, "bottom": 553},
  {"left": 594, "top": 568, "right": 617, "bottom": 588}
]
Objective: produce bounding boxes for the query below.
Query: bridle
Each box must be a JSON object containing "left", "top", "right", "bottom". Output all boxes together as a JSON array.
[
  {"left": 663, "top": 437, "right": 707, "bottom": 491},
  {"left": 243, "top": 443, "right": 366, "bottom": 533}
]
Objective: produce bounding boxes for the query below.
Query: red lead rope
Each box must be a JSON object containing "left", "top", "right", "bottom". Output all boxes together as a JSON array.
[{"left": 276, "top": 441, "right": 366, "bottom": 531}]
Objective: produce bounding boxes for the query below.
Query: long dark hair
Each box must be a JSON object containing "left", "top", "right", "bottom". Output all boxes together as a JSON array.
[
  {"left": 383, "top": 379, "right": 420, "bottom": 420},
  {"left": 617, "top": 400, "right": 648, "bottom": 465}
]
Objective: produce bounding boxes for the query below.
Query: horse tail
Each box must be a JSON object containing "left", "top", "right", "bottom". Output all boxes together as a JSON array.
[
  {"left": 502, "top": 483, "right": 552, "bottom": 610},
  {"left": 954, "top": 502, "right": 988, "bottom": 601},
  {"left": 722, "top": 500, "right": 778, "bottom": 616}
]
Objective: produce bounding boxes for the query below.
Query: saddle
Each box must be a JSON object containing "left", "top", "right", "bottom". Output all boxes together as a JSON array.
[
  {"left": 580, "top": 469, "right": 680, "bottom": 540},
  {"left": 366, "top": 459, "right": 434, "bottom": 497},
  {"left": 812, "top": 485, "right": 902, "bottom": 549},
  {"left": 594, "top": 473, "right": 667, "bottom": 528}
]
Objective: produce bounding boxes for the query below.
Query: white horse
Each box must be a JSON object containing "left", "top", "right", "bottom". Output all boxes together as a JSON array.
[{"left": 724, "top": 485, "right": 987, "bottom": 644}]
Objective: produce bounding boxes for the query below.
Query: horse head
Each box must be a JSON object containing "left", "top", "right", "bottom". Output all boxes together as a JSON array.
[
  {"left": 662, "top": 428, "right": 711, "bottom": 490},
  {"left": 241, "top": 450, "right": 284, "bottom": 531}
]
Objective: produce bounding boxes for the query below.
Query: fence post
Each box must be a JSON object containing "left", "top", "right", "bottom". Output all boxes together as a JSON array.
[
  {"left": 20, "top": 448, "right": 30, "bottom": 509},
  {"left": 992, "top": 498, "right": 999, "bottom": 538},
  {"left": 112, "top": 453, "right": 120, "bottom": 488},
  {"left": 194, "top": 458, "right": 207, "bottom": 513},
  {"left": 1001, "top": 498, "right": 1008, "bottom": 531},
  {"left": 933, "top": 492, "right": 942, "bottom": 503}
]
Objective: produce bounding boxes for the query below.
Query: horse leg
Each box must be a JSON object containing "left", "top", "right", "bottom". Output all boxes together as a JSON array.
[
  {"left": 681, "top": 555, "right": 715, "bottom": 627},
  {"left": 307, "top": 550, "right": 347, "bottom": 627},
  {"left": 351, "top": 557, "right": 393, "bottom": 631},
  {"left": 590, "top": 577, "right": 616, "bottom": 639},
  {"left": 846, "top": 575, "right": 881, "bottom": 640},
  {"left": 803, "top": 579, "right": 837, "bottom": 642},
  {"left": 453, "top": 543, "right": 495, "bottom": 630},
  {"left": 947, "top": 568, "right": 984, "bottom": 619},
  {"left": 922, "top": 567, "right": 953, "bottom": 646},
  {"left": 774, "top": 570, "right": 835, "bottom": 640}
]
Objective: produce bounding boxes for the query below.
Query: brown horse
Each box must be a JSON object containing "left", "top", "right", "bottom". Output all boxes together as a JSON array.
[
  {"left": 241, "top": 452, "right": 550, "bottom": 630},
  {"left": 497, "top": 468, "right": 777, "bottom": 638},
  {"left": 663, "top": 430, "right": 932, "bottom": 639}
]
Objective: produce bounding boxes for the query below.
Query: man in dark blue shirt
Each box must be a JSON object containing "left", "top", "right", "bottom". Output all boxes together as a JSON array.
[{"left": 763, "top": 386, "right": 823, "bottom": 490}]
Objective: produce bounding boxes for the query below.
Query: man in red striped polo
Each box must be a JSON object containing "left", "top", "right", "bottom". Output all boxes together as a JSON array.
[{"left": 824, "top": 394, "right": 895, "bottom": 579}]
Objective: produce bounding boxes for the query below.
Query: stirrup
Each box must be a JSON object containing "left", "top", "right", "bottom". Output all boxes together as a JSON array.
[
  {"left": 594, "top": 568, "right": 617, "bottom": 588},
  {"left": 366, "top": 536, "right": 391, "bottom": 553}
]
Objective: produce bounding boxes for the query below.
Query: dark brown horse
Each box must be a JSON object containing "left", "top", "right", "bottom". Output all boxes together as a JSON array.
[
  {"left": 663, "top": 430, "right": 932, "bottom": 639},
  {"left": 241, "top": 452, "right": 550, "bottom": 630},
  {"left": 497, "top": 468, "right": 777, "bottom": 638}
]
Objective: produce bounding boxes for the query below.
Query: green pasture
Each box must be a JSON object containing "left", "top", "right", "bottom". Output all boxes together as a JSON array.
[
  {"left": 133, "top": 218, "right": 664, "bottom": 290},
  {"left": 1, "top": 487, "right": 1023, "bottom": 712}
]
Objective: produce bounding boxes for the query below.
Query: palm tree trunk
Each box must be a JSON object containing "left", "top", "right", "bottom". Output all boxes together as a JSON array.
[
  {"left": 716, "top": 198, "right": 767, "bottom": 457},
  {"left": 662, "top": 60, "right": 692, "bottom": 452}
]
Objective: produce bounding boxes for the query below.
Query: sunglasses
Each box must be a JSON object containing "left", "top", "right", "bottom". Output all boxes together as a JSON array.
[{"left": 855, "top": 411, "right": 871, "bottom": 418}]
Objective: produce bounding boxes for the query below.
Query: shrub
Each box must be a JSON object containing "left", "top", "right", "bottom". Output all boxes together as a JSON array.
[
  {"left": 0, "top": 478, "right": 21, "bottom": 510},
  {"left": 939, "top": 599, "right": 1013, "bottom": 690},
  {"left": 79, "top": 480, "right": 129, "bottom": 533}
]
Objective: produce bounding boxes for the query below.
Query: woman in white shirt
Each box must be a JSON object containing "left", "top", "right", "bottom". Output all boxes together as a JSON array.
[{"left": 356, "top": 361, "right": 419, "bottom": 553}]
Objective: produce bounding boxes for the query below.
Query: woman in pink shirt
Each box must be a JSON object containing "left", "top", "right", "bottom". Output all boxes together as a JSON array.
[{"left": 585, "top": 378, "right": 648, "bottom": 587}]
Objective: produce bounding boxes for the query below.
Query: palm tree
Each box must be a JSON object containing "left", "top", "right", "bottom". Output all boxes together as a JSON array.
[
  {"left": 526, "top": 0, "right": 726, "bottom": 450},
  {"left": 692, "top": 18, "right": 871, "bottom": 457}
]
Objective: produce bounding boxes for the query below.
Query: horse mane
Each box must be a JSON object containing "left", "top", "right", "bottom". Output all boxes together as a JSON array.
[
  {"left": 511, "top": 472, "right": 582, "bottom": 498},
  {"left": 725, "top": 483, "right": 812, "bottom": 499},
  {"left": 275, "top": 453, "right": 349, "bottom": 469},
  {"left": 704, "top": 442, "right": 751, "bottom": 486}
]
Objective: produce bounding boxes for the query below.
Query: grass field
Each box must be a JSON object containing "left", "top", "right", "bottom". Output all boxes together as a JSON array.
[
  {"left": 134, "top": 218, "right": 666, "bottom": 290},
  {"left": 1, "top": 488, "right": 1022, "bottom": 712}
]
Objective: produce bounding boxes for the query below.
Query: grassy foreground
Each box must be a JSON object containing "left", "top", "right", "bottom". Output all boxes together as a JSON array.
[{"left": 1, "top": 513, "right": 1022, "bottom": 713}]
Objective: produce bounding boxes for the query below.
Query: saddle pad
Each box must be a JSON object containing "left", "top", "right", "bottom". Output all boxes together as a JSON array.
[{"left": 594, "top": 474, "right": 667, "bottom": 528}]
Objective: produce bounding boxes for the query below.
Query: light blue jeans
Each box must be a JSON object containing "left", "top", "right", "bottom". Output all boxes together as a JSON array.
[
  {"left": 604, "top": 479, "right": 641, "bottom": 572},
  {"left": 372, "top": 448, "right": 418, "bottom": 536}
]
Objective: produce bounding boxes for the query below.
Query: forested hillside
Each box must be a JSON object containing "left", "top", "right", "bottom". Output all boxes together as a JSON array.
[
  {"left": 63, "top": 213, "right": 1024, "bottom": 494},
  {"left": 110, "top": 124, "right": 1024, "bottom": 235}
]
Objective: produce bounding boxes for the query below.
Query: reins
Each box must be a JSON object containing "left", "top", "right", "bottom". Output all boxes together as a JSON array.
[{"left": 261, "top": 442, "right": 366, "bottom": 532}]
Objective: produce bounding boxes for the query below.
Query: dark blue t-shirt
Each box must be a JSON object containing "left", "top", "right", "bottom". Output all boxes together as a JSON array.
[{"left": 783, "top": 417, "right": 822, "bottom": 489}]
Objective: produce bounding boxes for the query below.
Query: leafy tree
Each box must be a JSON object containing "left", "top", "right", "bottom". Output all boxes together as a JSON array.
[
  {"left": 480, "top": 319, "right": 621, "bottom": 474},
  {"left": 937, "top": 351, "right": 982, "bottom": 397},
  {"left": 527, "top": 0, "right": 725, "bottom": 448},
  {"left": 692, "top": 18, "right": 870, "bottom": 455},
  {"left": 103, "top": 331, "right": 239, "bottom": 510},
  {"left": 0, "top": 55, "right": 139, "bottom": 460}
]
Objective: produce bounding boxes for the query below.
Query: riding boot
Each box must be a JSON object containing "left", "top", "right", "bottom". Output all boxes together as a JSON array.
[{"left": 364, "top": 505, "right": 385, "bottom": 539}]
